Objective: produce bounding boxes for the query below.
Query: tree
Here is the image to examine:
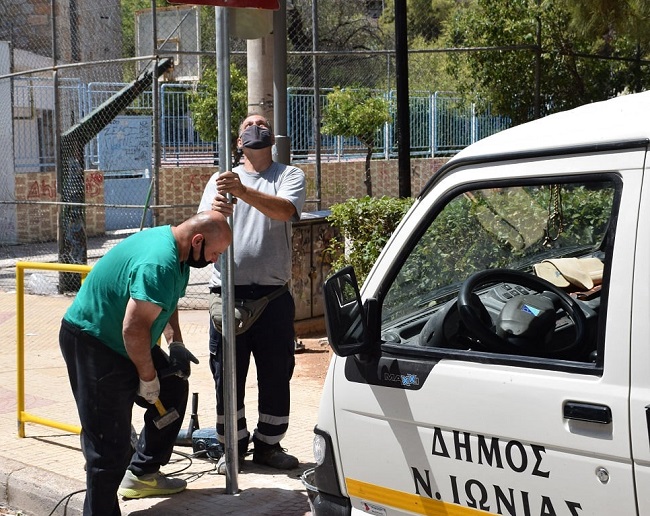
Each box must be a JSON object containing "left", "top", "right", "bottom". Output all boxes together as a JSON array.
[
  {"left": 378, "top": 0, "right": 458, "bottom": 93},
  {"left": 188, "top": 64, "right": 248, "bottom": 164},
  {"left": 288, "top": 0, "right": 390, "bottom": 88},
  {"left": 557, "top": 0, "right": 650, "bottom": 93},
  {"left": 321, "top": 87, "right": 391, "bottom": 196},
  {"left": 443, "top": 0, "right": 650, "bottom": 125},
  {"left": 379, "top": 0, "right": 456, "bottom": 44},
  {"left": 326, "top": 196, "right": 414, "bottom": 283}
]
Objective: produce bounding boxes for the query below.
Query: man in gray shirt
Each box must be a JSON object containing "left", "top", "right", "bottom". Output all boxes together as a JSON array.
[{"left": 198, "top": 114, "right": 306, "bottom": 469}]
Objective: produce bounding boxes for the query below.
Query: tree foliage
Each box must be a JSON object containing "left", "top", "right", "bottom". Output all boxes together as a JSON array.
[
  {"left": 326, "top": 196, "right": 414, "bottom": 284},
  {"left": 321, "top": 87, "right": 391, "bottom": 196},
  {"left": 557, "top": 0, "right": 650, "bottom": 93},
  {"left": 188, "top": 64, "right": 248, "bottom": 151},
  {"left": 443, "top": 0, "right": 650, "bottom": 125},
  {"left": 288, "top": 0, "right": 391, "bottom": 88},
  {"left": 380, "top": 0, "right": 456, "bottom": 44}
]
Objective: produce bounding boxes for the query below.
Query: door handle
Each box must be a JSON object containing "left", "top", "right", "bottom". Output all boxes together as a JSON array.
[{"left": 563, "top": 401, "right": 612, "bottom": 424}]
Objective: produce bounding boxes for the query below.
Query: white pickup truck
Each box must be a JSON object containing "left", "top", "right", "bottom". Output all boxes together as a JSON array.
[{"left": 304, "top": 91, "right": 650, "bottom": 516}]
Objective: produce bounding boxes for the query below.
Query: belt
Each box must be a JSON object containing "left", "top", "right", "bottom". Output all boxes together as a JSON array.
[{"left": 210, "top": 284, "right": 288, "bottom": 301}]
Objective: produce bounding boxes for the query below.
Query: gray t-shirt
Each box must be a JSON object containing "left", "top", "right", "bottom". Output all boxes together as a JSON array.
[{"left": 198, "top": 161, "right": 306, "bottom": 287}]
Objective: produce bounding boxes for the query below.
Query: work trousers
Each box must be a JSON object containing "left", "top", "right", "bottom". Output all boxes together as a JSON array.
[
  {"left": 59, "top": 320, "right": 188, "bottom": 516},
  {"left": 208, "top": 286, "right": 296, "bottom": 454}
]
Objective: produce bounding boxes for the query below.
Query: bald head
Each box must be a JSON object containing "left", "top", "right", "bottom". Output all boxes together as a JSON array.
[
  {"left": 188, "top": 211, "right": 231, "bottom": 237},
  {"left": 174, "top": 211, "right": 232, "bottom": 265}
]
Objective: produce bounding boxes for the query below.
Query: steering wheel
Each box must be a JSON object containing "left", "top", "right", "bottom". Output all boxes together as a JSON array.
[
  {"left": 418, "top": 293, "right": 492, "bottom": 349},
  {"left": 457, "top": 269, "right": 587, "bottom": 356}
]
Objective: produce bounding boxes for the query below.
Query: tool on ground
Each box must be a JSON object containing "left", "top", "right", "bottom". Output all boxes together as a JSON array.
[
  {"left": 192, "top": 427, "right": 223, "bottom": 459},
  {"left": 153, "top": 398, "right": 180, "bottom": 430},
  {"left": 176, "top": 392, "right": 200, "bottom": 446}
]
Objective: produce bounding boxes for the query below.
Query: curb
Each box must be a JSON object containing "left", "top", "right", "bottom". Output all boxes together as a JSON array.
[{"left": 0, "top": 457, "right": 85, "bottom": 515}]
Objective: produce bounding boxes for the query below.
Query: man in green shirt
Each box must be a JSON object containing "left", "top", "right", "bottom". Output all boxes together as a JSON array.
[{"left": 59, "top": 211, "right": 231, "bottom": 516}]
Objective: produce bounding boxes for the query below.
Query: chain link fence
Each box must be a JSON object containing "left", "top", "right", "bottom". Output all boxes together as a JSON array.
[{"left": 0, "top": 0, "right": 509, "bottom": 305}]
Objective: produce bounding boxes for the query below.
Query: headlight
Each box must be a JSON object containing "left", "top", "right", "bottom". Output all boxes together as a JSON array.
[{"left": 313, "top": 433, "right": 326, "bottom": 465}]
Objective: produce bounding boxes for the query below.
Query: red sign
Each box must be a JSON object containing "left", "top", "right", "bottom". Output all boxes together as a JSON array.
[{"left": 169, "top": 0, "right": 279, "bottom": 9}]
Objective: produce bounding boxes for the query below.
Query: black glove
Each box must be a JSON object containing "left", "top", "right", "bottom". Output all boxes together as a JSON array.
[{"left": 168, "top": 342, "right": 199, "bottom": 379}]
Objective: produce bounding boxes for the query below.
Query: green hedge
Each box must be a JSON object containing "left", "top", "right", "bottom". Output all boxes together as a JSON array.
[{"left": 326, "top": 196, "right": 414, "bottom": 284}]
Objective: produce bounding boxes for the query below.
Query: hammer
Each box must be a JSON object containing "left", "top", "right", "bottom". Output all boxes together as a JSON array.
[{"left": 153, "top": 398, "right": 180, "bottom": 430}]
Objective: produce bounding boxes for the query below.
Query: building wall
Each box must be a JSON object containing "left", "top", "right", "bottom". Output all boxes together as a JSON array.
[
  {"left": 14, "top": 170, "right": 105, "bottom": 243},
  {"left": 0, "top": 0, "right": 121, "bottom": 63},
  {"left": 0, "top": 0, "right": 52, "bottom": 58},
  {"left": 10, "top": 158, "right": 448, "bottom": 326},
  {"left": 0, "top": 42, "right": 16, "bottom": 243},
  {"left": 157, "top": 157, "right": 449, "bottom": 224},
  {"left": 11, "top": 157, "right": 449, "bottom": 243}
]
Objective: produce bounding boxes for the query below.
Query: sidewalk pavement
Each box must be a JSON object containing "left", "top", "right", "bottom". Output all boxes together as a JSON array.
[{"left": 0, "top": 289, "right": 328, "bottom": 515}]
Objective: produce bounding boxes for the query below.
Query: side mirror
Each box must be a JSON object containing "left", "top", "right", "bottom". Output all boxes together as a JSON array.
[{"left": 323, "top": 266, "right": 368, "bottom": 357}]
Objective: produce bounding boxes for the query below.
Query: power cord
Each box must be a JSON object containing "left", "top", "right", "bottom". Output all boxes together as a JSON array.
[
  {"left": 46, "top": 489, "right": 85, "bottom": 516},
  {"left": 46, "top": 449, "right": 220, "bottom": 514}
]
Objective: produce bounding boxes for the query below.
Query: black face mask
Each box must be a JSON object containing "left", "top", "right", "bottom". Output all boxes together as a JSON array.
[
  {"left": 240, "top": 124, "right": 273, "bottom": 149},
  {"left": 186, "top": 239, "right": 211, "bottom": 269}
]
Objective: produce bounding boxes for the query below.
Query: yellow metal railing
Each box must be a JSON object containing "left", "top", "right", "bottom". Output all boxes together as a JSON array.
[{"left": 16, "top": 261, "right": 91, "bottom": 437}]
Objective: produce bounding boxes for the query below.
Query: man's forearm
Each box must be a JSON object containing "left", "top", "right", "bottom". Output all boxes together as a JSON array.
[
  {"left": 163, "top": 308, "right": 183, "bottom": 344},
  {"left": 124, "top": 335, "right": 156, "bottom": 381},
  {"left": 238, "top": 188, "right": 296, "bottom": 221}
]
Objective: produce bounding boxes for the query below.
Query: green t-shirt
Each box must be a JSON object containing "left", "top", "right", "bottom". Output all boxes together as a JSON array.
[{"left": 64, "top": 226, "right": 189, "bottom": 358}]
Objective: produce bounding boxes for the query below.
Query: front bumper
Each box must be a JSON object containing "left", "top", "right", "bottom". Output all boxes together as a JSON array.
[{"left": 302, "top": 467, "right": 351, "bottom": 516}]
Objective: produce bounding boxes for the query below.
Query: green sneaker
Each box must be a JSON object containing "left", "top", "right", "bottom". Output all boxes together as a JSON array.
[{"left": 117, "top": 470, "right": 187, "bottom": 499}]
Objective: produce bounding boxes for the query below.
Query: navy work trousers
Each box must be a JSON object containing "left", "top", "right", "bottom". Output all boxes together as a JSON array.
[
  {"left": 209, "top": 286, "right": 296, "bottom": 453},
  {"left": 59, "top": 320, "right": 188, "bottom": 516}
]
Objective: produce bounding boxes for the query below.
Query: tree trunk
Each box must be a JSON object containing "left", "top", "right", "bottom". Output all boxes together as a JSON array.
[{"left": 364, "top": 146, "right": 373, "bottom": 197}]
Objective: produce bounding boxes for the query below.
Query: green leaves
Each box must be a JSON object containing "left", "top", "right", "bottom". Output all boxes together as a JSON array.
[
  {"left": 443, "top": 0, "right": 650, "bottom": 125},
  {"left": 322, "top": 87, "right": 391, "bottom": 148},
  {"left": 188, "top": 64, "right": 248, "bottom": 145},
  {"left": 322, "top": 87, "right": 392, "bottom": 196},
  {"left": 326, "top": 196, "right": 414, "bottom": 284}
]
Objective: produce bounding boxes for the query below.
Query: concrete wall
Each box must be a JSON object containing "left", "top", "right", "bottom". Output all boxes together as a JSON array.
[
  {"left": 1, "top": 0, "right": 121, "bottom": 63},
  {"left": 0, "top": 42, "right": 16, "bottom": 244},
  {"left": 156, "top": 157, "right": 449, "bottom": 225},
  {"left": 10, "top": 157, "right": 449, "bottom": 243},
  {"left": 14, "top": 170, "right": 105, "bottom": 243}
]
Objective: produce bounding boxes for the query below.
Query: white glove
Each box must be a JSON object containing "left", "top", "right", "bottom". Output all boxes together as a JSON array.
[{"left": 137, "top": 374, "right": 160, "bottom": 404}]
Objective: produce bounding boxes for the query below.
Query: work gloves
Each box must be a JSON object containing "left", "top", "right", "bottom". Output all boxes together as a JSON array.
[
  {"left": 138, "top": 374, "right": 160, "bottom": 404},
  {"left": 168, "top": 341, "right": 199, "bottom": 379}
]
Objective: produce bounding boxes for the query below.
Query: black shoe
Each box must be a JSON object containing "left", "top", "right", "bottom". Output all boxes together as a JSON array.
[{"left": 253, "top": 442, "right": 299, "bottom": 470}]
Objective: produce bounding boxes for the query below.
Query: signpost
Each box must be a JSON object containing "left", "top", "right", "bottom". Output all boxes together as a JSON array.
[{"left": 167, "top": 0, "right": 280, "bottom": 495}]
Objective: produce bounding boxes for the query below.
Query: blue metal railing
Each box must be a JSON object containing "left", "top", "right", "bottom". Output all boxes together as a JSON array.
[
  {"left": 11, "top": 80, "right": 511, "bottom": 171},
  {"left": 13, "top": 77, "right": 84, "bottom": 172},
  {"left": 160, "top": 83, "right": 216, "bottom": 166}
]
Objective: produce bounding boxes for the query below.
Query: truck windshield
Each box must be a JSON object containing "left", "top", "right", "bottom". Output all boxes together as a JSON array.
[{"left": 381, "top": 181, "right": 615, "bottom": 326}]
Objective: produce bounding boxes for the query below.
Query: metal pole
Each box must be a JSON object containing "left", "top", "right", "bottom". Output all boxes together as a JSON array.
[
  {"left": 151, "top": 0, "right": 161, "bottom": 226},
  {"left": 216, "top": 6, "right": 239, "bottom": 494},
  {"left": 311, "top": 0, "right": 322, "bottom": 210},
  {"left": 394, "top": 0, "right": 411, "bottom": 198},
  {"left": 52, "top": 0, "right": 62, "bottom": 237},
  {"left": 429, "top": 93, "right": 434, "bottom": 157},
  {"left": 273, "top": 0, "right": 290, "bottom": 165},
  {"left": 56, "top": 0, "right": 86, "bottom": 292},
  {"left": 534, "top": 0, "right": 541, "bottom": 119}
]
